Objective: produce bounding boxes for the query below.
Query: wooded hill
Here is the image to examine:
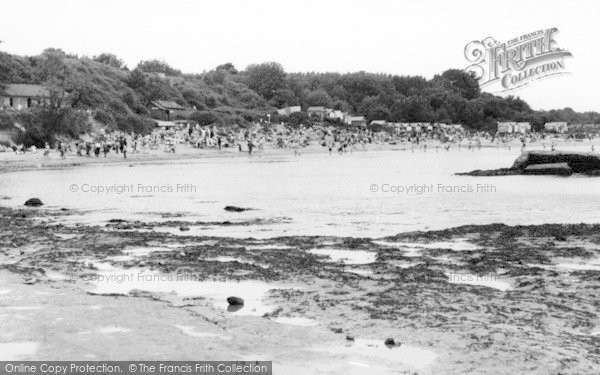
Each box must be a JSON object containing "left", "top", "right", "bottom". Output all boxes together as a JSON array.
[{"left": 1, "top": 48, "right": 599, "bottom": 146}]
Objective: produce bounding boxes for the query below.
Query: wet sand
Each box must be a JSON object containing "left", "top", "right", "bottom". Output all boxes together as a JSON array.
[{"left": 0, "top": 206, "right": 598, "bottom": 374}]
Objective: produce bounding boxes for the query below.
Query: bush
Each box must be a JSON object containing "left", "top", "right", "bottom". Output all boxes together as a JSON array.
[
  {"left": 93, "top": 109, "right": 115, "bottom": 126},
  {"left": 287, "top": 112, "right": 310, "bottom": 126},
  {"left": 188, "top": 111, "right": 222, "bottom": 125},
  {"left": 11, "top": 108, "right": 90, "bottom": 147},
  {"left": 115, "top": 113, "right": 156, "bottom": 134},
  {"left": 0, "top": 112, "right": 15, "bottom": 130}
]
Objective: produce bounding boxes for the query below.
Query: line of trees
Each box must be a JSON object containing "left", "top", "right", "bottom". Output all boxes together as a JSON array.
[{"left": 2, "top": 48, "right": 600, "bottom": 147}]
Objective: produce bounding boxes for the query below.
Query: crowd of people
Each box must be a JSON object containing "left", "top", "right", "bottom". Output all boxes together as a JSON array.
[{"left": 1, "top": 120, "right": 599, "bottom": 158}]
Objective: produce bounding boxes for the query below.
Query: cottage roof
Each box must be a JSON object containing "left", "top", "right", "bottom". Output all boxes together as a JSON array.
[
  {"left": 2, "top": 84, "right": 50, "bottom": 98},
  {"left": 151, "top": 100, "right": 185, "bottom": 110}
]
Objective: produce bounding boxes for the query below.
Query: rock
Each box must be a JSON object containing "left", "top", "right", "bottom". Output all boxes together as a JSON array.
[
  {"left": 523, "top": 163, "right": 572, "bottom": 176},
  {"left": 459, "top": 151, "right": 600, "bottom": 176},
  {"left": 227, "top": 304, "right": 244, "bottom": 313},
  {"left": 226, "top": 296, "right": 244, "bottom": 306},
  {"left": 384, "top": 338, "right": 396, "bottom": 347},
  {"left": 128, "top": 289, "right": 154, "bottom": 298},
  {"left": 331, "top": 327, "right": 343, "bottom": 334},
  {"left": 512, "top": 151, "right": 600, "bottom": 172},
  {"left": 179, "top": 226, "right": 190, "bottom": 232},
  {"left": 456, "top": 168, "right": 520, "bottom": 176},
  {"left": 224, "top": 206, "right": 252, "bottom": 212},
  {"left": 23, "top": 277, "right": 39, "bottom": 285},
  {"left": 24, "top": 198, "right": 43, "bottom": 207},
  {"left": 346, "top": 335, "right": 355, "bottom": 341}
]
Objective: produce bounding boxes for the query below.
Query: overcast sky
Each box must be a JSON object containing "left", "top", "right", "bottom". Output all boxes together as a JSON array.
[{"left": 0, "top": 0, "right": 597, "bottom": 112}]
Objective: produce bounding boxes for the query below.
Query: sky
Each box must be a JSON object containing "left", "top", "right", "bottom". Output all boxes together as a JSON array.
[{"left": 0, "top": 0, "right": 597, "bottom": 112}]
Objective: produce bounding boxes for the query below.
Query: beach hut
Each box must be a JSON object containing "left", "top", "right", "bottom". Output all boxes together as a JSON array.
[{"left": 150, "top": 100, "right": 187, "bottom": 121}]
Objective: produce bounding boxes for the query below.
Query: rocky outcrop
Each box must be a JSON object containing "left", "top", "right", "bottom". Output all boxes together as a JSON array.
[
  {"left": 457, "top": 168, "right": 521, "bottom": 176},
  {"left": 24, "top": 198, "right": 43, "bottom": 207},
  {"left": 512, "top": 151, "right": 600, "bottom": 172},
  {"left": 458, "top": 151, "right": 600, "bottom": 177},
  {"left": 224, "top": 206, "right": 252, "bottom": 212},
  {"left": 523, "top": 163, "right": 572, "bottom": 176}
]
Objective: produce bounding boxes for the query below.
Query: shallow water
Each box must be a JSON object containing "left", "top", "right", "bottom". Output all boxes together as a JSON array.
[
  {"left": 528, "top": 258, "right": 600, "bottom": 272},
  {"left": 122, "top": 246, "right": 181, "bottom": 257},
  {"left": 309, "top": 249, "right": 377, "bottom": 265},
  {"left": 271, "top": 317, "right": 319, "bottom": 327},
  {"left": 86, "top": 267, "right": 293, "bottom": 316},
  {"left": 556, "top": 260, "right": 600, "bottom": 271},
  {"left": 313, "top": 338, "right": 437, "bottom": 370},
  {"left": 2, "top": 147, "right": 600, "bottom": 238},
  {"left": 446, "top": 273, "right": 512, "bottom": 291},
  {"left": 0, "top": 342, "right": 38, "bottom": 360},
  {"left": 78, "top": 326, "right": 131, "bottom": 334},
  {"left": 175, "top": 324, "right": 231, "bottom": 340},
  {"left": 375, "top": 239, "right": 480, "bottom": 251}
]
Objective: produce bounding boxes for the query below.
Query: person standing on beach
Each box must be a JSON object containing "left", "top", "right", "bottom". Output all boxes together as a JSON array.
[
  {"left": 217, "top": 136, "right": 222, "bottom": 150},
  {"left": 247, "top": 139, "right": 254, "bottom": 155},
  {"left": 58, "top": 141, "right": 66, "bottom": 159},
  {"left": 324, "top": 133, "right": 334, "bottom": 155},
  {"left": 122, "top": 139, "right": 128, "bottom": 159}
]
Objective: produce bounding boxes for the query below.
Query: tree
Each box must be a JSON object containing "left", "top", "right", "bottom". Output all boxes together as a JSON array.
[
  {"left": 37, "top": 48, "right": 69, "bottom": 82},
  {"left": 271, "top": 88, "right": 298, "bottom": 107},
  {"left": 215, "top": 63, "right": 238, "bottom": 74},
  {"left": 93, "top": 53, "right": 126, "bottom": 69},
  {"left": 305, "top": 89, "right": 333, "bottom": 107},
  {"left": 245, "top": 62, "right": 286, "bottom": 99},
  {"left": 438, "top": 69, "right": 481, "bottom": 100},
  {"left": 137, "top": 59, "right": 181, "bottom": 76}
]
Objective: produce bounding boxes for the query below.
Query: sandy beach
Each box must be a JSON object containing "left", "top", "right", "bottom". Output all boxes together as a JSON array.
[{"left": 1, "top": 137, "right": 594, "bottom": 174}]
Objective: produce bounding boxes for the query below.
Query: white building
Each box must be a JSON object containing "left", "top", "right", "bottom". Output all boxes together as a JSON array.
[
  {"left": 544, "top": 122, "right": 568, "bottom": 133},
  {"left": 276, "top": 106, "right": 301, "bottom": 116},
  {"left": 514, "top": 122, "right": 531, "bottom": 133},
  {"left": 497, "top": 122, "right": 515, "bottom": 134}
]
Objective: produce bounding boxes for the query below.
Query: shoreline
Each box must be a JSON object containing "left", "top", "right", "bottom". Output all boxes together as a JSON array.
[
  {"left": 0, "top": 206, "right": 598, "bottom": 373},
  {"left": 1, "top": 138, "right": 596, "bottom": 174}
]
